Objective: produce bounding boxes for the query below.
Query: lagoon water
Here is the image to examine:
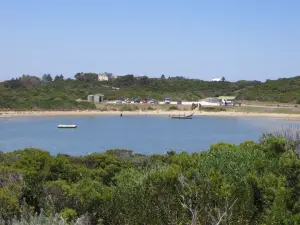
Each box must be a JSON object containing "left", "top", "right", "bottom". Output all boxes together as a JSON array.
[{"left": 0, "top": 115, "right": 299, "bottom": 155}]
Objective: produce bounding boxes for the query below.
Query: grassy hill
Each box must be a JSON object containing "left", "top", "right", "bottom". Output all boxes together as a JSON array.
[
  {"left": 1, "top": 74, "right": 300, "bottom": 110},
  {"left": 236, "top": 76, "right": 300, "bottom": 103}
]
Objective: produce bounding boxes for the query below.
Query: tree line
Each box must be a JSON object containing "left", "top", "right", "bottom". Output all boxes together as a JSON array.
[
  {"left": 0, "top": 131, "right": 299, "bottom": 225},
  {"left": 1, "top": 73, "right": 300, "bottom": 110},
  {"left": 3, "top": 74, "right": 64, "bottom": 89}
]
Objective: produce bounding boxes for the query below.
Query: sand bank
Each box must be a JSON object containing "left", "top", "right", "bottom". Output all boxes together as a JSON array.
[{"left": 0, "top": 110, "right": 300, "bottom": 121}]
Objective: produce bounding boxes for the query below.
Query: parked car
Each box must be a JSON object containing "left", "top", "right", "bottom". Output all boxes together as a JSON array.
[
  {"left": 149, "top": 99, "right": 157, "bottom": 104},
  {"left": 116, "top": 99, "right": 122, "bottom": 103},
  {"left": 134, "top": 98, "right": 140, "bottom": 103},
  {"left": 164, "top": 98, "right": 171, "bottom": 104},
  {"left": 142, "top": 99, "right": 148, "bottom": 103},
  {"left": 125, "top": 98, "right": 131, "bottom": 103},
  {"left": 177, "top": 100, "right": 182, "bottom": 105}
]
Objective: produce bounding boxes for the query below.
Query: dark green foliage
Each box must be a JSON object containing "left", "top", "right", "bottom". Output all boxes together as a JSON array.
[
  {"left": 0, "top": 80, "right": 96, "bottom": 110},
  {"left": 4, "top": 78, "right": 23, "bottom": 89},
  {"left": 0, "top": 74, "right": 257, "bottom": 111},
  {"left": 236, "top": 76, "right": 300, "bottom": 103},
  {"left": 201, "top": 106, "right": 227, "bottom": 112},
  {"left": 2, "top": 74, "right": 300, "bottom": 110},
  {"left": 74, "top": 73, "right": 98, "bottom": 82},
  {"left": 0, "top": 135, "right": 299, "bottom": 224},
  {"left": 42, "top": 74, "right": 53, "bottom": 83},
  {"left": 54, "top": 74, "right": 64, "bottom": 82}
]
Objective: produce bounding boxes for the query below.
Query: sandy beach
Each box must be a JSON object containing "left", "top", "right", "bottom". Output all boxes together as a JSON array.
[{"left": 0, "top": 110, "right": 300, "bottom": 120}]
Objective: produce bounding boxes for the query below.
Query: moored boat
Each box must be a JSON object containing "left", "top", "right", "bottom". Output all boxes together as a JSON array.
[
  {"left": 170, "top": 112, "right": 195, "bottom": 119},
  {"left": 57, "top": 124, "right": 77, "bottom": 128}
]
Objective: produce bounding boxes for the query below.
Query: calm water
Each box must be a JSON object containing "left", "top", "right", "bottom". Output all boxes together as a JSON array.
[{"left": 0, "top": 115, "right": 299, "bottom": 155}]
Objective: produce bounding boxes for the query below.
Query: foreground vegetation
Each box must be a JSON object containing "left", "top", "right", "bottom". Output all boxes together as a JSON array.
[
  {"left": 0, "top": 131, "right": 299, "bottom": 225},
  {"left": 1, "top": 73, "right": 300, "bottom": 110}
]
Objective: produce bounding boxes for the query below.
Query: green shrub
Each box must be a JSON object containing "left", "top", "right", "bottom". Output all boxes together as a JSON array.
[
  {"left": 60, "top": 208, "right": 77, "bottom": 224},
  {"left": 0, "top": 189, "right": 21, "bottom": 222},
  {"left": 201, "top": 107, "right": 227, "bottom": 112},
  {"left": 0, "top": 133, "right": 300, "bottom": 225}
]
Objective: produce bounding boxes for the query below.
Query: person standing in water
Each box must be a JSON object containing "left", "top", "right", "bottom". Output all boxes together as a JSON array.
[{"left": 120, "top": 113, "right": 123, "bottom": 117}]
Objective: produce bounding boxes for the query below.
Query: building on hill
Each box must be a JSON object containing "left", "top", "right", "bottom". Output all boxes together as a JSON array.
[
  {"left": 212, "top": 77, "right": 225, "bottom": 82},
  {"left": 98, "top": 73, "right": 114, "bottom": 81}
]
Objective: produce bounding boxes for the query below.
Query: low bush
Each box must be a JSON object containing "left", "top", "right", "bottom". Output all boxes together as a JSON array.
[{"left": 201, "top": 107, "right": 227, "bottom": 112}]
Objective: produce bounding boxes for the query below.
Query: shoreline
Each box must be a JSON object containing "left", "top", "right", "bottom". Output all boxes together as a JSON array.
[{"left": 1, "top": 110, "right": 300, "bottom": 121}]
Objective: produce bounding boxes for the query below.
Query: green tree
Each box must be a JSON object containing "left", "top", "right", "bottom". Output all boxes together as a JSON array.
[
  {"left": 20, "top": 75, "right": 41, "bottom": 88},
  {"left": 42, "top": 74, "right": 53, "bottom": 83}
]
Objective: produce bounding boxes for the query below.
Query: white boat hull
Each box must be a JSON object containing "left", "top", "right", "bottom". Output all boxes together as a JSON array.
[{"left": 57, "top": 124, "right": 77, "bottom": 128}]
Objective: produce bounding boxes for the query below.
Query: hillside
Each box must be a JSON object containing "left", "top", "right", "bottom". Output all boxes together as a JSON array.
[
  {"left": 0, "top": 80, "right": 96, "bottom": 110},
  {"left": 1, "top": 74, "right": 300, "bottom": 110},
  {"left": 236, "top": 76, "right": 300, "bottom": 103}
]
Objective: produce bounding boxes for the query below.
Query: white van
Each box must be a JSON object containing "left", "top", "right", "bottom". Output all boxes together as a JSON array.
[{"left": 164, "top": 98, "right": 171, "bottom": 104}]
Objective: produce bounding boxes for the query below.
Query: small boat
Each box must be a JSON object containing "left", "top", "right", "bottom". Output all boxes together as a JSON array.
[
  {"left": 57, "top": 124, "right": 77, "bottom": 128},
  {"left": 170, "top": 112, "right": 195, "bottom": 119}
]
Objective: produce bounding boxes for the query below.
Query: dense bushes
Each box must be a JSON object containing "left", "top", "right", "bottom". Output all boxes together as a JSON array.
[
  {"left": 1, "top": 74, "right": 300, "bottom": 110},
  {"left": 0, "top": 133, "right": 299, "bottom": 225},
  {"left": 236, "top": 76, "right": 300, "bottom": 103},
  {"left": 0, "top": 76, "right": 241, "bottom": 110},
  {"left": 0, "top": 85, "right": 96, "bottom": 110},
  {"left": 201, "top": 106, "right": 227, "bottom": 112}
]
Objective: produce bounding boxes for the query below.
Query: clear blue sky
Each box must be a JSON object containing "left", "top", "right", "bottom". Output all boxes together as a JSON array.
[{"left": 1, "top": 0, "right": 299, "bottom": 81}]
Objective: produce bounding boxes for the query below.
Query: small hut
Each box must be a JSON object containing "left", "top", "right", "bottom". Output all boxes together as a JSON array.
[
  {"left": 87, "top": 94, "right": 104, "bottom": 103},
  {"left": 94, "top": 94, "right": 104, "bottom": 103},
  {"left": 87, "top": 95, "right": 94, "bottom": 102}
]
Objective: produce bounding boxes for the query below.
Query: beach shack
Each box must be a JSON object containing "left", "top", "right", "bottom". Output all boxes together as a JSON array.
[
  {"left": 87, "top": 94, "right": 104, "bottom": 103},
  {"left": 94, "top": 94, "right": 104, "bottom": 103}
]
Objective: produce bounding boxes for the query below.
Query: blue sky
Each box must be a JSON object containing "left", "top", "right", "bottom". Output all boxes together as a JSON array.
[{"left": 1, "top": 0, "right": 299, "bottom": 81}]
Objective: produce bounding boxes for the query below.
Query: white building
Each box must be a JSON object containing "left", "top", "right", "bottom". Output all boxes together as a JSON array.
[
  {"left": 98, "top": 73, "right": 113, "bottom": 81},
  {"left": 212, "top": 77, "right": 225, "bottom": 82}
]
